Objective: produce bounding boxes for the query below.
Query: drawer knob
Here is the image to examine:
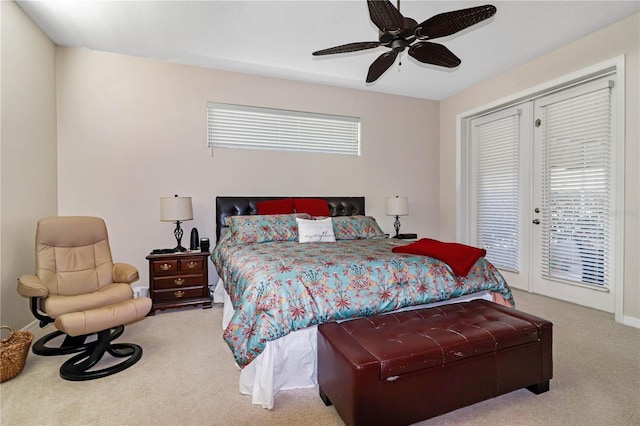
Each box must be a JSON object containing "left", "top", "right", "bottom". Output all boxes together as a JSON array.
[
  {"left": 174, "top": 278, "right": 185, "bottom": 286},
  {"left": 174, "top": 290, "right": 185, "bottom": 298},
  {"left": 187, "top": 261, "right": 197, "bottom": 269},
  {"left": 160, "top": 263, "right": 172, "bottom": 271}
]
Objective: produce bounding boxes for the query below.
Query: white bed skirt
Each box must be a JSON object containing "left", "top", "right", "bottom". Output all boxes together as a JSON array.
[{"left": 214, "top": 279, "right": 494, "bottom": 409}]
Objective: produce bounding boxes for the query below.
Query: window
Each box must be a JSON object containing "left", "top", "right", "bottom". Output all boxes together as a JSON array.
[{"left": 207, "top": 102, "right": 360, "bottom": 156}]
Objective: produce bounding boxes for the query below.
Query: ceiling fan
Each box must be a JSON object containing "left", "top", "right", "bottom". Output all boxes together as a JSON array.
[{"left": 312, "top": 1, "right": 497, "bottom": 83}]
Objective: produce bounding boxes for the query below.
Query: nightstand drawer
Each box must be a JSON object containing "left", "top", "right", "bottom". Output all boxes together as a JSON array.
[
  {"left": 153, "top": 287, "right": 206, "bottom": 302},
  {"left": 179, "top": 257, "right": 204, "bottom": 272},
  {"left": 153, "top": 275, "right": 204, "bottom": 290},
  {"left": 152, "top": 259, "right": 179, "bottom": 274}
]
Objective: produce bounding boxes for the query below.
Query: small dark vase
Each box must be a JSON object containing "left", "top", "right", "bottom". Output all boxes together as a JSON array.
[{"left": 190, "top": 228, "right": 199, "bottom": 250}]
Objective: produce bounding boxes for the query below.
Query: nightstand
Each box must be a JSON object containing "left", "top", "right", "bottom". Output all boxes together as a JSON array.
[{"left": 145, "top": 251, "right": 212, "bottom": 315}]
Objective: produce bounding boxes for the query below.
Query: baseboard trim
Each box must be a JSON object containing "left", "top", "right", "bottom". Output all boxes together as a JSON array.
[
  {"left": 22, "top": 319, "right": 41, "bottom": 333},
  {"left": 622, "top": 315, "right": 640, "bottom": 329}
]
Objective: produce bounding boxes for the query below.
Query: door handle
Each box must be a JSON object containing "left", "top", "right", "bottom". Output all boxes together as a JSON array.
[{"left": 532, "top": 219, "right": 541, "bottom": 224}]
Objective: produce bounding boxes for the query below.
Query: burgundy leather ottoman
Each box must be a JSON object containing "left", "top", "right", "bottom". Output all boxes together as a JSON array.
[{"left": 318, "top": 299, "right": 552, "bottom": 426}]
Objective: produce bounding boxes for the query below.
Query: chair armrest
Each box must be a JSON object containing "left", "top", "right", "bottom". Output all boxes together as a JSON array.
[
  {"left": 17, "top": 275, "right": 49, "bottom": 298},
  {"left": 113, "top": 263, "right": 139, "bottom": 284}
]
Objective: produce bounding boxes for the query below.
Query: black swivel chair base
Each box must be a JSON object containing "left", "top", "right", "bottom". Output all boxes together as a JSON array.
[
  {"left": 58, "top": 326, "right": 143, "bottom": 381},
  {"left": 32, "top": 325, "right": 125, "bottom": 357}
]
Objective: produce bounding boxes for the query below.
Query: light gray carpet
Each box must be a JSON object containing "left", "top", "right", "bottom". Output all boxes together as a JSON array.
[{"left": 1, "top": 289, "right": 639, "bottom": 425}]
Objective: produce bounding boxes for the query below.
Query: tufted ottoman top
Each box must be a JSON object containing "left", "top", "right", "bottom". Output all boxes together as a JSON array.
[{"left": 336, "top": 299, "right": 543, "bottom": 380}]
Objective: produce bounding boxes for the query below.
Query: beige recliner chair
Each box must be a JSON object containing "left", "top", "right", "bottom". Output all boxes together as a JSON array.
[{"left": 17, "top": 216, "right": 151, "bottom": 381}]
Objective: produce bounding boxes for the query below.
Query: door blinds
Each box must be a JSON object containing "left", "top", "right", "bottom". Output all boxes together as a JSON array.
[
  {"left": 472, "top": 110, "right": 521, "bottom": 272},
  {"left": 537, "top": 79, "right": 613, "bottom": 288}
]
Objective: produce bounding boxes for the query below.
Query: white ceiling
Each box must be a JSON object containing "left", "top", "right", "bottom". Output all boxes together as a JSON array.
[{"left": 17, "top": 0, "right": 640, "bottom": 100}]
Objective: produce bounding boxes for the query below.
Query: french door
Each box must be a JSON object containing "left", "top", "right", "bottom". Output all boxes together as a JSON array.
[
  {"left": 531, "top": 77, "right": 616, "bottom": 312},
  {"left": 470, "top": 104, "right": 532, "bottom": 291},
  {"left": 469, "top": 74, "right": 619, "bottom": 313}
]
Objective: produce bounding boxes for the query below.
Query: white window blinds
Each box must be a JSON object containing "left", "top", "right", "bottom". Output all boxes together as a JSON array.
[
  {"left": 472, "top": 110, "right": 521, "bottom": 272},
  {"left": 207, "top": 102, "right": 360, "bottom": 156},
  {"left": 537, "top": 79, "right": 613, "bottom": 288}
]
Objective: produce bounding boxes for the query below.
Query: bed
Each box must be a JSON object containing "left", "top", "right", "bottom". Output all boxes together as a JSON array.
[{"left": 211, "top": 196, "right": 514, "bottom": 409}]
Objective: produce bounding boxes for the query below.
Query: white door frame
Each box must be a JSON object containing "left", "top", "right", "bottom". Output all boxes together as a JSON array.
[{"left": 456, "top": 56, "right": 625, "bottom": 323}]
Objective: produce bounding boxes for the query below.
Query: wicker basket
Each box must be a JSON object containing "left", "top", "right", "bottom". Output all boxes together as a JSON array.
[{"left": 0, "top": 325, "right": 34, "bottom": 383}]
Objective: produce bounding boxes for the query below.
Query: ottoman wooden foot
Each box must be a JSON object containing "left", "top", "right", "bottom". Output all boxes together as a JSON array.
[
  {"left": 527, "top": 380, "right": 550, "bottom": 394},
  {"left": 319, "top": 386, "right": 333, "bottom": 406}
]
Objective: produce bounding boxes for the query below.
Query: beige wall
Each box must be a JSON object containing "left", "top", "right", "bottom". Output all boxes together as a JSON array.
[
  {"left": 1, "top": 1, "right": 57, "bottom": 328},
  {"left": 55, "top": 47, "right": 440, "bottom": 293},
  {"left": 439, "top": 14, "right": 640, "bottom": 324}
]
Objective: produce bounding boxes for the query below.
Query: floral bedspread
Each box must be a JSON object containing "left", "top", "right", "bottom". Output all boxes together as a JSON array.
[{"left": 212, "top": 236, "right": 514, "bottom": 368}]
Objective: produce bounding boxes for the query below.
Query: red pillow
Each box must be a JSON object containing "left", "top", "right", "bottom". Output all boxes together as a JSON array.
[
  {"left": 294, "top": 198, "right": 331, "bottom": 217},
  {"left": 256, "top": 198, "right": 294, "bottom": 215}
]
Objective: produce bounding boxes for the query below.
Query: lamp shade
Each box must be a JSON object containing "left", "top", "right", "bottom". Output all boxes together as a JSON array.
[
  {"left": 386, "top": 196, "right": 409, "bottom": 216},
  {"left": 160, "top": 196, "right": 193, "bottom": 222}
]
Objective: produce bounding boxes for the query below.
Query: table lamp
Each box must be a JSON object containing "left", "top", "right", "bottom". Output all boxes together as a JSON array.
[
  {"left": 160, "top": 195, "right": 193, "bottom": 252},
  {"left": 386, "top": 196, "right": 409, "bottom": 238}
]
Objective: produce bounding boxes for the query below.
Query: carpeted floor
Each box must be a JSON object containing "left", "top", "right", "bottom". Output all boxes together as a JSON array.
[{"left": 1, "top": 289, "right": 639, "bottom": 425}]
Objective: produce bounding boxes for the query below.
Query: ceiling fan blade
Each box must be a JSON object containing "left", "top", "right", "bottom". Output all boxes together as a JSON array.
[
  {"left": 313, "top": 41, "right": 382, "bottom": 56},
  {"left": 366, "top": 50, "right": 398, "bottom": 83},
  {"left": 408, "top": 42, "right": 461, "bottom": 68},
  {"left": 415, "top": 4, "right": 497, "bottom": 40},
  {"left": 367, "top": 0, "right": 405, "bottom": 33}
]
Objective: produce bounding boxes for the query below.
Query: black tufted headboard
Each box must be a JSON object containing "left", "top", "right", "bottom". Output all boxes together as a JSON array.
[{"left": 215, "top": 196, "right": 365, "bottom": 242}]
